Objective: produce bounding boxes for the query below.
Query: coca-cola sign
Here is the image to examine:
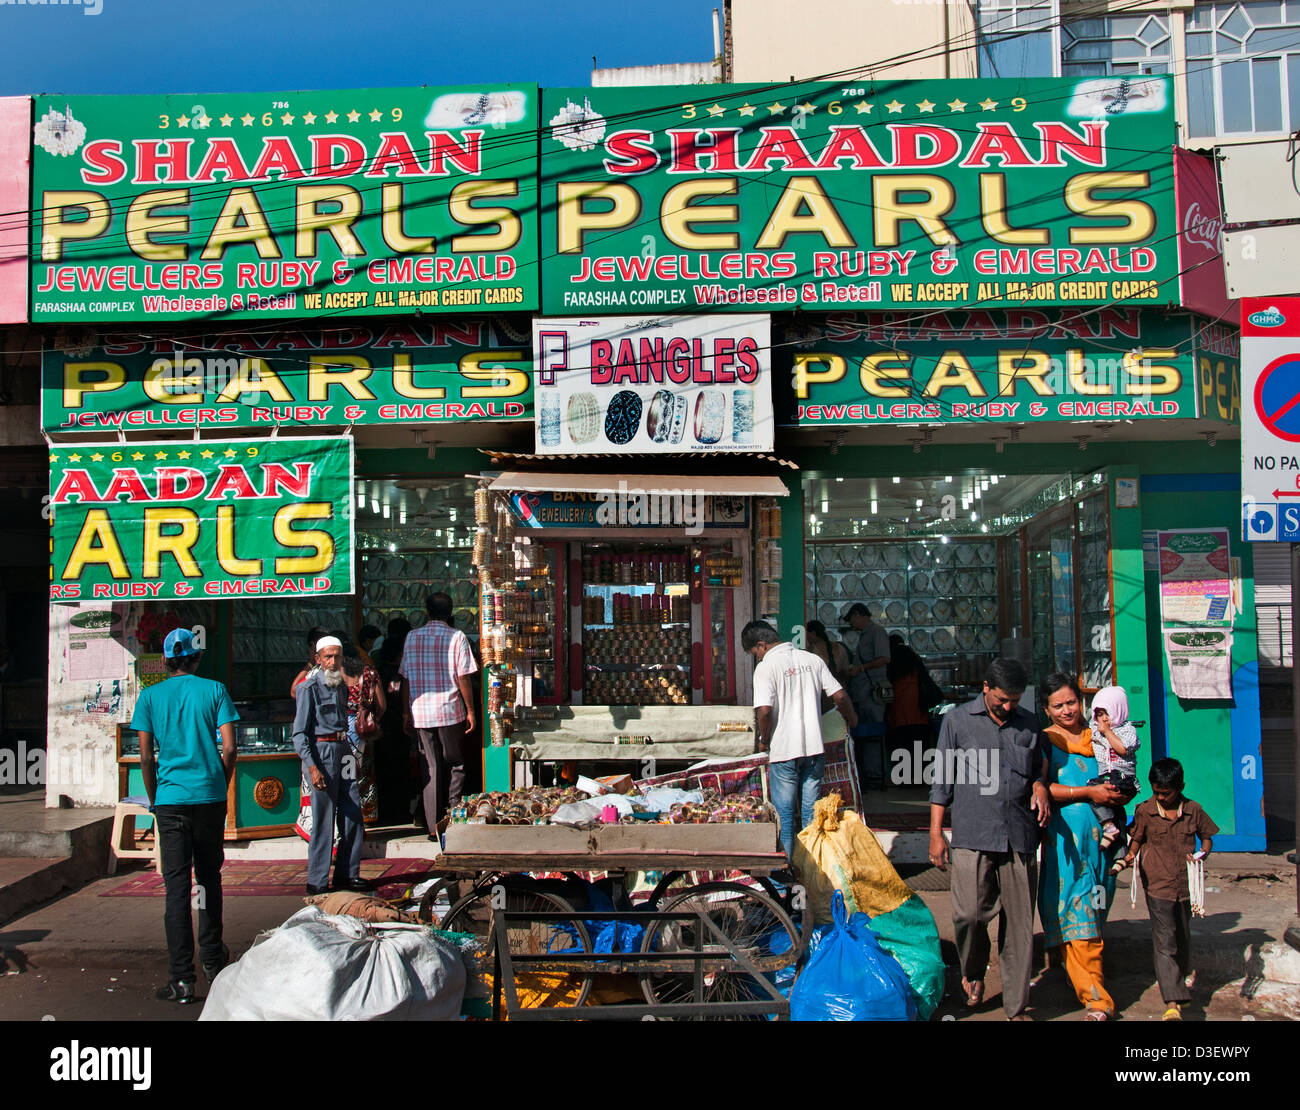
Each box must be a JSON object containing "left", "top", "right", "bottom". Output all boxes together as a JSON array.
[
  {"left": 1174, "top": 148, "right": 1236, "bottom": 322},
  {"left": 1183, "top": 200, "right": 1223, "bottom": 251}
]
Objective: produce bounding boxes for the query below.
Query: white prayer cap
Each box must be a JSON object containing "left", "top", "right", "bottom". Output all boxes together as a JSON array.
[{"left": 315, "top": 635, "right": 343, "bottom": 652}]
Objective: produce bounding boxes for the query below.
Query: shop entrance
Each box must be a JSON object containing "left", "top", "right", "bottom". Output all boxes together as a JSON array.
[{"left": 804, "top": 470, "right": 1115, "bottom": 827}]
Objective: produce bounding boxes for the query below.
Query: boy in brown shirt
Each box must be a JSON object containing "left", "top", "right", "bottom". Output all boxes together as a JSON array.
[{"left": 1112, "top": 757, "right": 1218, "bottom": 1021}]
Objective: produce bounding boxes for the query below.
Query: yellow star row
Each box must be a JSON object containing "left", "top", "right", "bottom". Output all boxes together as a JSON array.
[
  {"left": 168, "top": 109, "right": 390, "bottom": 129},
  {"left": 52, "top": 448, "right": 241, "bottom": 463},
  {"left": 700, "top": 97, "right": 996, "bottom": 117},
  {"left": 168, "top": 97, "right": 1007, "bottom": 130}
]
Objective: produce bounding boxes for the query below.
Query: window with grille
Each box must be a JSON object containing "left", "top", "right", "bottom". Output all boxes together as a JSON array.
[
  {"left": 1061, "top": 13, "right": 1172, "bottom": 77},
  {"left": 976, "top": 0, "right": 1061, "bottom": 78},
  {"left": 1186, "top": 1, "right": 1300, "bottom": 136}
]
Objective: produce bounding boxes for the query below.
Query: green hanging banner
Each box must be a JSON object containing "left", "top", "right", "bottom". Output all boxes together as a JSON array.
[
  {"left": 540, "top": 77, "right": 1178, "bottom": 314},
  {"left": 31, "top": 85, "right": 538, "bottom": 321},
  {"left": 49, "top": 437, "right": 354, "bottom": 602}
]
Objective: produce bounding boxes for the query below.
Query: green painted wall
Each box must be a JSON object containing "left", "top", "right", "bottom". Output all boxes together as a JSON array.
[{"left": 1138, "top": 483, "right": 1263, "bottom": 848}]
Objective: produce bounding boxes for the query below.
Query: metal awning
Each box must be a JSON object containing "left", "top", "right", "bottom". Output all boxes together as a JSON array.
[
  {"left": 486, "top": 472, "right": 789, "bottom": 497},
  {"left": 481, "top": 450, "right": 797, "bottom": 469}
]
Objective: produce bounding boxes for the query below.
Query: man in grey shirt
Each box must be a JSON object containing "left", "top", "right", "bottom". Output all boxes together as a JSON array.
[
  {"left": 292, "top": 636, "right": 365, "bottom": 896},
  {"left": 928, "top": 657, "right": 1050, "bottom": 1020},
  {"left": 844, "top": 603, "right": 890, "bottom": 724}
]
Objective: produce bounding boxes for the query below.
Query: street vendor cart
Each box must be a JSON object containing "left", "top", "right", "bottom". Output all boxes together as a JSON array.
[{"left": 426, "top": 801, "right": 808, "bottom": 1020}]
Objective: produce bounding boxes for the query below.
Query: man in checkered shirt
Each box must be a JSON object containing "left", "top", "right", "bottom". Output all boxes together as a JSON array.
[{"left": 400, "top": 592, "right": 478, "bottom": 834}]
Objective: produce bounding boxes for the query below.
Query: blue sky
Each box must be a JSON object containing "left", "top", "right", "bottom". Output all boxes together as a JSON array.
[{"left": 0, "top": 0, "right": 721, "bottom": 96}]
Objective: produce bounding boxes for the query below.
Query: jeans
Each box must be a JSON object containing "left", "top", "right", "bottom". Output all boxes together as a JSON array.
[
  {"left": 303, "top": 740, "right": 364, "bottom": 888},
  {"left": 154, "top": 801, "right": 227, "bottom": 983},
  {"left": 769, "top": 755, "right": 825, "bottom": 859}
]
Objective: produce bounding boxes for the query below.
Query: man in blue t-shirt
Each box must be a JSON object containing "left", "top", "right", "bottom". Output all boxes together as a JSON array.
[{"left": 130, "top": 627, "right": 238, "bottom": 1004}]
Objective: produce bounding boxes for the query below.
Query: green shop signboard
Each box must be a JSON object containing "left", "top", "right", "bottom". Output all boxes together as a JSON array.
[
  {"left": 31, "top": 86, "right": 538, "bottom": 322},
  {"left": 787, "top": 308, "right": 1209, "bottom": 424},
  {"left": 42, "top": 320, "right": 532, "bottom": 432},
  {"left": 49, "top": 437, "right": 354, "bottom": 602},
  {"left": 1192, "top": 319, "right": 1240, "bottom": 424},
  {"left": 540, "top": 78, "right": 1176, "bottom": 314}
]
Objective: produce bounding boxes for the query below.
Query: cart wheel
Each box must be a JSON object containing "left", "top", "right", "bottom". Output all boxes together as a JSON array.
[
  {"left": 442, "top": 884, "right": 593, "bottom": 1009},
  {"left": 755, "top": 876, "right": 814, "bottom": 960},
  {"left": 415, "top": 878, "right": 458, "bottom": 924},
  {"left": 639, "top": 881, "right": 800, "bottom": 1018},
  {"left": 645, "top": 870, "right": 689, "bottom": 909}
]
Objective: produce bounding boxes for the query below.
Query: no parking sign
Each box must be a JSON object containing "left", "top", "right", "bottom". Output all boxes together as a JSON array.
[{"left": 1242, "top": 297, "right": 1300, "bottom": 541}]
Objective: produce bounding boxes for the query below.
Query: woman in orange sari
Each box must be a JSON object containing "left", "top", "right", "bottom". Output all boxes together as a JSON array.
[{"left": 1039, "top": 672, "right": 1125, "bottom": 1020}]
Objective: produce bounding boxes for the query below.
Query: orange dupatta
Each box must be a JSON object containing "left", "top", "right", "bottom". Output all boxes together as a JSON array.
[{"left": 1042, "top": 724, "right": 1094, "bottom": 756}]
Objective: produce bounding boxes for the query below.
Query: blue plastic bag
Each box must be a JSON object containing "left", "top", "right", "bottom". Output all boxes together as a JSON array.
[
  {"left": 789, "top": 891, "right": 917, "bottom": 1021},
  {"left": 551, "top": 882, "right": 645, "bottom": 956}
]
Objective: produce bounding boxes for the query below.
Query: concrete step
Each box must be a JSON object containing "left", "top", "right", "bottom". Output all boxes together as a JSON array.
[
  {"left": 0, "top": 857, "right": 86, "bottom": 927},
  {"left": 0, "top": 791, "right": 114, "bottom": 862}
]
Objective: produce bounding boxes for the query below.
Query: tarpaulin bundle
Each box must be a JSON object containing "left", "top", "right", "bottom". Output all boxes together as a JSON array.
[{"left": 793, "top": 793, "right": 946, "bottom": 1020}]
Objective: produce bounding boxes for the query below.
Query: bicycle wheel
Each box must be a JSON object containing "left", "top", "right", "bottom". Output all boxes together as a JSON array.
[
  {"left": 415, "top": 877, "right": 458, "bottom": 924},
  {"left": 442, "top": 883, "right": 593, "bottom": 1009},
  {"left": 755, "top": 876, "right": 814, "bottom": 960},
  {"left": 639, "top": 881, "right": 799, "bottom": 1018}
]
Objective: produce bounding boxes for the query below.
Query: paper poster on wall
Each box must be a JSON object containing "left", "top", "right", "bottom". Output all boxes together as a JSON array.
[
  {"left": 1155, "top": 528, "right": 1233, "bottom": 627},
  {"left": 66, "top": 604, "right": 129, "bottom": 681},
  {"left": 1163, "top": 629, "right": 1233, "bottom": 699},
  {"left": 1155, "top": 527, "right": 1235, "bottom": 699}
]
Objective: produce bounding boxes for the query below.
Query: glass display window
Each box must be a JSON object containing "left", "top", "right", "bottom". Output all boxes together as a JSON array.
[
  {"left": 574, "top": 538, "right": 744, "bottom": 706},
  {"left": 579, "top": 541, "right": 693, "bottom": 706},
  {"left": 803, "top": 470, "right": 1116, "bottom": 697},
  {"left": 228, "top": 475, "right": 481, "bottom": 700}
]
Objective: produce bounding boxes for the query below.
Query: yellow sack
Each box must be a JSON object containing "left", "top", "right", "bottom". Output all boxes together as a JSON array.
[{"left": 793, "top": 793, "right": 914, "bottom": 925}]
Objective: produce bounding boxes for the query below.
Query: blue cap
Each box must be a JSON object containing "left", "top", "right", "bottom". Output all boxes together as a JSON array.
[{"left": 163, "top": 628, "right": 200, "bottom": 658}]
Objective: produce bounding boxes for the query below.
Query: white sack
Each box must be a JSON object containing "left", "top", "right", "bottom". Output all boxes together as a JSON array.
[{"left": 200, "top": 907, "right": 466, "bottom": 1021}]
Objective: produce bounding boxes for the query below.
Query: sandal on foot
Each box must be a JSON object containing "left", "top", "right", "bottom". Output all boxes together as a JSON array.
[
  {"left": 1085, "top": 1008, "right": 1109, "bottom": 1021},
  {"left": 962, "top": 978, "right": 984, "bottom": 1007},
  {"left": 1162, "top": 1005, "right": 1182, "bottom": 1021}
]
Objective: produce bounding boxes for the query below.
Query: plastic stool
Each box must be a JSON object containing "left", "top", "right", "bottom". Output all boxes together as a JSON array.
[{"left": 109, "top": 796, "right": 161, "bottom": 874}]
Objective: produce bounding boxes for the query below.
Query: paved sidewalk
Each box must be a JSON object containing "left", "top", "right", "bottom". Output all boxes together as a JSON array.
[
  {"left": 923, "top": 851, "right": 1299, "bottom": 1021},
  {"left": 0, "top": 849, "right": 1294, "bottom": 1020}
]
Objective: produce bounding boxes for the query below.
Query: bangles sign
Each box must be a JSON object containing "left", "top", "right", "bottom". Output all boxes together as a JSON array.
[
  {"left": 532, "top": 314, "right": 774, "bottom": 454},
  {"left": 48, "top": 437, "right": 354, "bottom": 602},
  {"left": 30, "top": 85, "right": 538, "bottom": 322},
  {"left": 40, "top": 320, "right": 532, "bottom": 432}
]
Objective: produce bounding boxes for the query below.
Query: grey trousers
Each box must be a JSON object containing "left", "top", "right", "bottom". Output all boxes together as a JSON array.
[
  {"left": 303, "top": 740, "right": 363, "bottom": 889},
  {"left": 417, "top": 723, "right": 474, "bottom": 832},
  {"left": 950, "top": 847, "right": 1038, "bottom": 1018},
  {"left": 1147, "top": 895, "right": 1193, "bottom": 1003}
]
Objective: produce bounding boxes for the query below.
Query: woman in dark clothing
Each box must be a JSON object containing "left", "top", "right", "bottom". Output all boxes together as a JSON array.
[
  {"left": 885, "top": 634, "right": 937, "bottom": 759},
  {"left": 374, "top": 618, "right": 412, "bottom": 826}
]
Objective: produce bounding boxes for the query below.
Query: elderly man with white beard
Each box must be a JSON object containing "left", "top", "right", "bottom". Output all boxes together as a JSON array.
[{"left": 292, "top": 636, "right": 365, "bottom": 895}]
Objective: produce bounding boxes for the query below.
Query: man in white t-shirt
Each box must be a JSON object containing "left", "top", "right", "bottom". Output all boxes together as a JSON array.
[{"left": 743, "top": 621, "right": 858, "bottom": 859}]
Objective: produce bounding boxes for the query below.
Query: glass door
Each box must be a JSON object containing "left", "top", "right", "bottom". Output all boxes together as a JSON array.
[
  {"left": 515, "top": 540, "right": 563, "bottom": 704},
  {"left": 700, "top": 542, "right": 740, "bottom": 703},
  {"left": 1027, "top": 504, "right": 1079, "bottom": 682},
  {"left": 578, "top": 542, "right": 692, "bottom": 706},
  {"left": 1076, "top": 490, "right": 1113, "bottom": 692}
]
